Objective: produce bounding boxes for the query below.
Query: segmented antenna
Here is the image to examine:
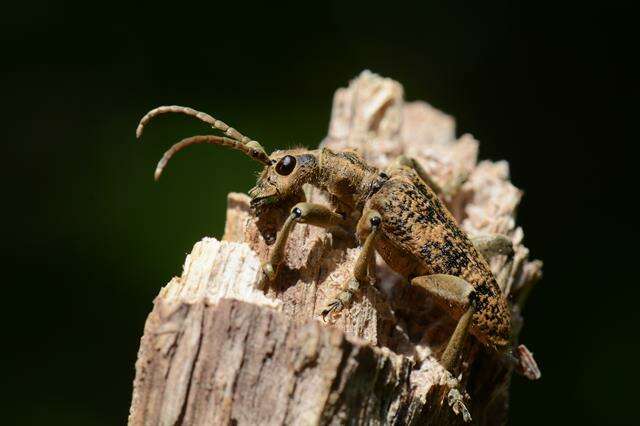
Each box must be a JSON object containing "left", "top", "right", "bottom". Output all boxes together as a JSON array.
[
  {"left": 136, "top": 105, "right": 272, "bottom": 179},
  {"left": 136, "top": 105, "right": 250, "bottom": 142},
  {"left": 154, "top": 135, "right": 271, "bottom": 181}
]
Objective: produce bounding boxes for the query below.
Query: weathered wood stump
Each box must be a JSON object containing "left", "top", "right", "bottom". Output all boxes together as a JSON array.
[{"left": 129, "top": 71, "right": 542, "bottom": 425}]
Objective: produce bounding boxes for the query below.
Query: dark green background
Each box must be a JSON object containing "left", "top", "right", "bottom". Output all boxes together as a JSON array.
[{"left": 2, "top": 1, "right": 634, "bottom": 424}]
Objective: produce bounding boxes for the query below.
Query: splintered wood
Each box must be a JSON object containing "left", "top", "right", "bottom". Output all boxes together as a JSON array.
[{"left": 129, "top": 71, "right": 542, "bottom": 426}]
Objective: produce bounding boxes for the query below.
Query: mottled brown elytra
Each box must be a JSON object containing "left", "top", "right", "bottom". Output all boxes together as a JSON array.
[{"left": 136, "top": 105, "right": 540, "bottom": 387}]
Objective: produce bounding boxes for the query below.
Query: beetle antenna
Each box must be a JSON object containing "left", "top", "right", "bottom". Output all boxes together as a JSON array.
[
  {"left": 154, "top": 135, "right": 271, "bottom": 181},
  {"left": 136, "top": 105, "right": 251, "bottom": 143}
]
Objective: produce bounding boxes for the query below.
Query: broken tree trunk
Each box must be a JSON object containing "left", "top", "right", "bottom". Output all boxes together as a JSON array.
[{"left": 129, "top": 71, "right": 542, "bottom": 425}]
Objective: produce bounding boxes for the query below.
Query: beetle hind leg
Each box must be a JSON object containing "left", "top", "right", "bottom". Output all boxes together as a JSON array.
[
  {"left": 411, "top": 274, "right": 477, "bottom": 422},
  {"left": 410, "top": 274, "right": 476, "bottom": 371}
]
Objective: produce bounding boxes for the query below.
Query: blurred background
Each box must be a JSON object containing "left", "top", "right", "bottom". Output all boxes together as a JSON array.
[{"left": 2, "top": 1, "right": 634, "bottom": 424}]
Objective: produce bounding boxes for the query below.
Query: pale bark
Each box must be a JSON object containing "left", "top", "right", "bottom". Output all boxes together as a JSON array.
[{"left": 129, "top": 71, "right": 542, "bottom": 425}]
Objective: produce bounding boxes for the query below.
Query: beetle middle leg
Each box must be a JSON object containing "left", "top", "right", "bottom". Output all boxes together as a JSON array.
[
  {"left": 471, "top": 234, "right": 515, "bottom": 292},
  {"left": 261, "top": 202, "right": 345, "bottom": 283},
  {"left": 386, "top": 154, "right": 469, "bottom": 198},
  {"left": 386, "top": 155, "right": 444, "bottom": 194},
  {"left": 321, "top": 209, "right": 382, "bottom": 319},
  {"left": 471, "top": 234, "right": 514, "bottom": 261}
]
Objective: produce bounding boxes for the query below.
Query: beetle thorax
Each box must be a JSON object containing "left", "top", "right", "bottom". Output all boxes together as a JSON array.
[{"left": 313, "top": 148, "right": 381, "bottom": 210}]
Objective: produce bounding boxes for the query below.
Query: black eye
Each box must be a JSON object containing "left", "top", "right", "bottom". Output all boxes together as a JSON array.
[{"left": 275, "top": 155, "right": 296, "bottom": 175}]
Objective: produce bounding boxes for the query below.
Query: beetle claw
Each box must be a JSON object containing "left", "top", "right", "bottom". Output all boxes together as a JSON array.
[
  {"left": 321, "top": 289, "right": 355, "bottom": 322},
  {"left": 321, "top": 300, "right": 343, "bottom": 322}
]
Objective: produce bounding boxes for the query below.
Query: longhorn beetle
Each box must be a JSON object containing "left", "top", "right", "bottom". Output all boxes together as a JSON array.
[{"left": 136, "top": 105, "right": 540, "bottom": 383}]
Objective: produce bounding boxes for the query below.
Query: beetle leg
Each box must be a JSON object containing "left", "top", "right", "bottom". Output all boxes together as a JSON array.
[
  {"left": 261, "top": 202, "right": 345, "bottom": 284},
  {"left": 386, "top": 155, "right": 469, "bottom": 198},
  {"left": 471, "top": 234, "right": 515, "bottom": 292},
  {"left": 410, "top": 274, "right": 476, "bottom": 372},
  {"left": 321, "top": 209, "right": 382, "bottom": 320},
  {"left": 411, "top": 275, "right": 477, "bottom": 421},
  {"left": 471, "top": 234, "right": 514, "bottom": 261},
  {"left": 441, "top": 304, "right": 475, "bottom": 371},
  {"left": 386, "top": 155, "right": 444, "bottom": 194}
]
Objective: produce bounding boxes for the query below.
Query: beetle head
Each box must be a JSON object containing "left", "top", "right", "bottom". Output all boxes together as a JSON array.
[
  {"left": 136, "top": 106, "right": 321, "bottom": 217},
  {"left": 249, "top": 149, "right": 319, "bottom": 213}
]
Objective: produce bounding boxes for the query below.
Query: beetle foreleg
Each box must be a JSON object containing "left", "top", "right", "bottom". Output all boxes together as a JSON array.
[{"left": 261, "top": 202, "right": 345, "bottom": 284}]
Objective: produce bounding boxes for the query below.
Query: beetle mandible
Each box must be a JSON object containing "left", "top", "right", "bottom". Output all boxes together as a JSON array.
[{"left": 136, "top": 105, "right": 539, "bottom": 380}]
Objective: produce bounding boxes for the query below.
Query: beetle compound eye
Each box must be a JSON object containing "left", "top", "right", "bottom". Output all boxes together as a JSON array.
[{"left": 275, "top": 155, "right": 296, "bottom": 175}]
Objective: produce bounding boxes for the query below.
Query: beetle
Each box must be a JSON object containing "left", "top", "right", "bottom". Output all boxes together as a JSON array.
[{"left": 136, "top": 105, "right": 539, "bottom": 382}]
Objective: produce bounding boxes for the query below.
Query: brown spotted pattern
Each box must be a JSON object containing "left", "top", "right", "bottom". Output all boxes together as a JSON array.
[
  {"left": 249, "top": 147, "right": 511, "bottom": 351},
  {"left": 364, "top": 167, "right": 511, "bottom": 351}
]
